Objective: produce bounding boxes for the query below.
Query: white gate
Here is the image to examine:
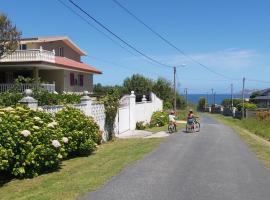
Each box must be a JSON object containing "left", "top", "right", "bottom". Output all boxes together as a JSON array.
[{"left": 116, "top": 95, "right": 130, "bottom": 134}]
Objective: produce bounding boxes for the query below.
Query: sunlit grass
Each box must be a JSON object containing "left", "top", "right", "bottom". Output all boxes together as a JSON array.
[{"left": 0, "top": 138, "right": 163, "bottom": 200}]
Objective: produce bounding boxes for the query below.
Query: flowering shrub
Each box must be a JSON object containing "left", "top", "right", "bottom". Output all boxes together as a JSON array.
[
  {"left": 0, "top": 107, "right": 64, "bottom": 178},
  {"left": 150, "top": 111, "right": 168, "bottom": 127},
  {"left": 136, "top": 121, "right": 147, "bottom": 130},
  {"left": 236, "top": 102, "right": 257, "bottom": 111},
  {"left": 55, "top": 107, "right": 102, "bottom": 156}
]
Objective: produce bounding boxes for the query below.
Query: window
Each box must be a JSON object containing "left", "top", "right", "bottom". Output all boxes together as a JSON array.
[
  {"left": 58, "top": 47, "right": 64, "bottom": 57},
  {"left": 19, "top": 44, "right": 27, "bottom": 50},
  {"left": 79, "top": 74, "right": 84, "bottom": 86},
  {"left": 70, "top": 73, "right": 75, "bottom": 86}
]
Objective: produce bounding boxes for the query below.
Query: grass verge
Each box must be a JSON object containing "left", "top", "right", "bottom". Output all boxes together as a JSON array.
[
  {"left": 208, "top": 114, "right": 270, "bottom": 169},
  {"left": 0, "top": 138, "right": 163, "bottom": 200}
]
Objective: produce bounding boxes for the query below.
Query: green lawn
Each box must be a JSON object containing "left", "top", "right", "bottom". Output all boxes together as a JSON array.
[
  {"left": 0, "top": 138, "right": 163, "bottom": 200},
  {"left": 208, "top": 114, "right": 270, "bottom": 169}
]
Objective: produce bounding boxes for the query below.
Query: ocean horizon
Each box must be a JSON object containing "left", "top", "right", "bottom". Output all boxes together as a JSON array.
[{"left": 186, "top": 94, "right": 248, "bottom": 105}]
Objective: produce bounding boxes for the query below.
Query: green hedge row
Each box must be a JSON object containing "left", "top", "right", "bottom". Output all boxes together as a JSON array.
[{"left": 0, "top": 106, "right": 101, "bottom": 178}]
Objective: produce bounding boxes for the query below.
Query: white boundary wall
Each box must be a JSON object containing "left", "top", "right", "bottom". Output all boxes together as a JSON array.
[
  {"left": 115, "top": 92, "right": 163, "bottom": 134},
  {"left": 20, "top": 90, "right": 163, "bottom": 139},
  {"left": 134, "top": 93, "right": 163, "bottom": 124}
]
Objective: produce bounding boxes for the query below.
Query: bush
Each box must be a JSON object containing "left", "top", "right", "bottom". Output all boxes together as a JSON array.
[
  {"left": 55, "top": 107, "right": 101, "bottom": 156},
  {"left": 0, "top": 107, "right": 64, "bottom": 178},
  {"left": 34, "top": 91, "right": 81, "bottom": 106},
  {"left": 163, "top": 101, "right": 172, "bottom": 110},
  {"left": 197, "top": 97, "right": 207, "bottom": 111},
  {"left": 221, "top": 99, "right": 242, "bottom": 108},
  {"left": 150, "top": 111, "right": 168, "bottom": 127},
  {"left": 236, "top": 102, "right": 257, "bottom": 111},
  {"left": 0, "top": 92, "right": 23, "bottom": 107},
  {"left": 0, "top": 106, "right": 102, "bottom": 178},
  {"left": 136, "top": 121, "right": 147, "bottom": 130}
]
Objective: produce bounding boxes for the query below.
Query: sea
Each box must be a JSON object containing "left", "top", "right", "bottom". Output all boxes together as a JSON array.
[{"left": 186, "top": 94, "right": 248, "bottom": 105}]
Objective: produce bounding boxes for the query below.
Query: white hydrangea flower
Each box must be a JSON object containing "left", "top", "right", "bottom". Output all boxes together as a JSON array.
[
  {"left": 52, "top": 121, "right": 58, "bottom": 126},
  {"left": 33, "top": 126, "right": 39, "bottom": 130},
  {"left": 47, "top": 123, "right": 54, "bottom": 128},
  {"left": 33, "top": 116, "right": 41, "bottom": 121},
  {"left": 21, "top": 130, "right": 31, "bottom": 137},
  {"left": 0, "top": 118, "right": 2, "bottom": 122},
  {"left": 37, "top": 107, "right": 44, "bottom": 111},
  {"left": 52, "top": 140, "right": 61, "bottom": 148},
  {"left": 62, "top": 137, "right": 69, "bottom": 144}
]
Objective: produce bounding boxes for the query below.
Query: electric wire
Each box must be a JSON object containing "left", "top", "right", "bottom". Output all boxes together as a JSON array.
[
  {"left": 68, "top": 0, "right": 172, "bottom": 69},
  {"left": 112, "top": 0, "right": 239, "bottom": 80},
  {"left": 57, "top": 0, "right": 137, "bottom": 57}
]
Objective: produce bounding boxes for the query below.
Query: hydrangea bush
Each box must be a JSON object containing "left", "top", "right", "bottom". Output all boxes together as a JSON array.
[
  {"left": 0, "top": 107, "right": 64, "bottom": 177},
  {"left": 55, "top": 107, "right": 102, "bottom": 156},
  {"left": 0, "top": 106, "right": 101, "bottom": 178}
]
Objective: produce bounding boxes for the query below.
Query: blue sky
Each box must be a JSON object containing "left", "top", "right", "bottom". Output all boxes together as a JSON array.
[{"left": 1, "top": 0, "right": 270, "bottom": 94}]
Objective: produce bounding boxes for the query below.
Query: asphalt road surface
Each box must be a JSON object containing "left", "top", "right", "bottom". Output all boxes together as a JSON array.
[{"left": 80, "top": 116, "right": 270, "bottom": 200}]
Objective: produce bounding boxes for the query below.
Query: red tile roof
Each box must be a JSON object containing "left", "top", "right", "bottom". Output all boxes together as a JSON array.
[{"left": 55, "top": 56, "right": 102, "bottom": 74}]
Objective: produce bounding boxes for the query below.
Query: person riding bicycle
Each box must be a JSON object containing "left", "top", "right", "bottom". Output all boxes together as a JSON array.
[
  {"left": 187, "top": 110, "right": 195, "bottom": 126},
  {"left": 168, "top": 110, "right": 177, "bottom": 131}
]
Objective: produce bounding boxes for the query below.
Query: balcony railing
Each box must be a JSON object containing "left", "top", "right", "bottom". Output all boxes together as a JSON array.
[
  {"left": 0, "top": 48, "right": 55, "bottom": 63},
  {"left": 0, "top": 83, "right": 56, "bottom": 93}
]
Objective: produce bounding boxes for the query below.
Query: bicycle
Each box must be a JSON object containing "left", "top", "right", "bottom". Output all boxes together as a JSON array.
[
  {"left": 186, "top": 117, "right": 200, "bottom": 133},
  {"left": 168, "top": 121, "right": 177, "bottom": 133}
]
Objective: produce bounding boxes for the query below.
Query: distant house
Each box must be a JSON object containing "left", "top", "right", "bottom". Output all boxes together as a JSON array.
[
  {"left": 0, "top": 36, "right": 102, "bottom": 93},
  {"left": 253, "top": 88, "right": 270, "bottom": 108}
]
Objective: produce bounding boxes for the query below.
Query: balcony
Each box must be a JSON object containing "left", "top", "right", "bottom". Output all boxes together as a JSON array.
[
  {"left": 0, "top": 48, "right": 55, "bottom": 63},
  {"left": 0, "top": 83, "right": 56, "bottom": 93}
]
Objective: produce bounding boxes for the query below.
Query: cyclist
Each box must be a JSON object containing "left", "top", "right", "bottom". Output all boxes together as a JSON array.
[
  {"left": 187, "top": 110, "right": 195, "bottom": 127},
  {"left": 168, "top": 110, "right": 177, "bottom": 131}
]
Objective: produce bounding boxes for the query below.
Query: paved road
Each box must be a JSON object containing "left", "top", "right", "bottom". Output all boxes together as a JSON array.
[{"left": 80, "top": 116, "right": 270, "bottom": 200}]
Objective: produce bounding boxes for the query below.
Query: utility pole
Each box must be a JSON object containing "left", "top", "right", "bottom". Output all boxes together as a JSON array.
[
  {"left": 231, "top": 83, "right": 234, "bottom": 108},
  {"left": 206, "top": 92, "right": 209, "bottom": 108},
  {"left": 214, "top": 92, "right": 216, "bottom": 105},
  {"left": 185, "top": 88, "right": 188, "bottom": 106},
  {"left": 242, "top": 77, "right": 246, "bottom": 119},
  {"left": 173, "top": 66, "right": 176, "bottom": 111},
  {"left": 211, "top": 88, "right": 214, "bottom": 105}
]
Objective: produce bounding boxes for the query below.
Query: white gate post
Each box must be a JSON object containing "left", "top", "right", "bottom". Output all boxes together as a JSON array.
[
  {"left": 129, "top": 91, "right": 136, "bottom": 130},
  {"left": 142, "top": 95, "right": 147, "bottom": 103},
  {"left": 19, "top": 89, "right": 38, "bottom": 110},
  {"left": 80, "top": 91, "right": 92, "bottom": 116}
]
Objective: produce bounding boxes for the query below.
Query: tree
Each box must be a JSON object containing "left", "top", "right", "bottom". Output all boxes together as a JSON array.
[
  {"left": 0, "top": 13, "right": 21, "bottom": 58},
  {"left": 152, "top": 78, "right": 174, "bottom": 103},
  {"left": 197, "top": 97, "right": 207, "bottom": 111},
  {"left": 250, "top": 91, "right": 261, "bottom": 99},
  {"left": 221, "top": 98, "right": 242, "bottom": 108},
  {"left": 94, "top": 83, "right": 124, "bottom": 96},
  {"left": 123, "top": 74, "right": 154, "bottom": 94}
]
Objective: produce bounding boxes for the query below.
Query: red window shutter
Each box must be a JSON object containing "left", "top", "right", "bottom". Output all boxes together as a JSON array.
[
  {"left": 79, "top": 75, "right": 84, "bottom": 86},
  {"left": 70, "top": 73, "right": 74, "bottom": 86}
]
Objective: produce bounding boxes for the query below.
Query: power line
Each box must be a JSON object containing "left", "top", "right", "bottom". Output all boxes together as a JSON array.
[
  {"left": 246, "top": 78, "right": 270, "bottom": 84},
  {"left": 112, "top": 0, "right": 238, "bottom": 80},
  {"left": 57, "top": 0, "right": 137, "bottom": 57},
  {"left": 88, "top": 54, "right": 166, "bottom": 77},
  {"left": 68, "top": 0, "right": 172, "bottom": 69}
]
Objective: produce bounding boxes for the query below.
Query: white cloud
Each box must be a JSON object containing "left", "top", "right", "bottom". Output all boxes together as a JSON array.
[{"left": 159, "top": 49, "right": 263, "bottom": 70}]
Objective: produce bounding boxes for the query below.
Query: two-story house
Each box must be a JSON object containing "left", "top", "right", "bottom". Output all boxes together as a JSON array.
[{"left": 0, "top": 36, "right": 102, "bottom": 93}]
